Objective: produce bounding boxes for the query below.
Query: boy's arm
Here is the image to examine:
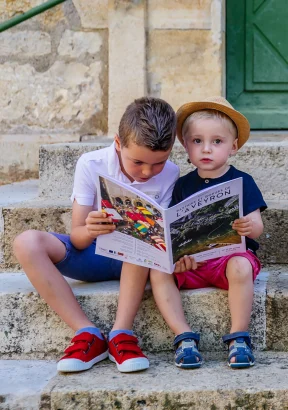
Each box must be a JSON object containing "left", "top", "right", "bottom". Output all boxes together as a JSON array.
[
  {"left": 232, "top": 209, "right": 264, "bottom": 239},
  {"left": 70, "top": 200, "right": 116, "bottom": 250}
]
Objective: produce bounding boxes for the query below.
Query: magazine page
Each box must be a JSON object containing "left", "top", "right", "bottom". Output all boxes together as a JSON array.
[
  {"left": 165, "top": 178, "right": 246, "bottom": 263},
  {"left": 95, "top": 173, "right": 174, "bottom": 273}
]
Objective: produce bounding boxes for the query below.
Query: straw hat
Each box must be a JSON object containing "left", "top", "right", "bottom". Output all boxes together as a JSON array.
[{"left": 176, "top": 96, "right": 250, "bottom": 149}]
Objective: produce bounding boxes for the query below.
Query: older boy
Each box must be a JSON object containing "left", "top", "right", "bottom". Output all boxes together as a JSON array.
[{"left": 13, "top": 97, "right": 179, "bottom": 373}]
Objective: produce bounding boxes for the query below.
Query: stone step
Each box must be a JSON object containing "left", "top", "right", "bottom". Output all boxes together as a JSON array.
[
  {"left": 0, "top": 196, "right": 71, "bottom": 271},
  {"left": 1, "top": 267, "right": 287, "bottom": 360},
  {"left": 1, "top": 353, "right": 288, "bottom": 409},
  {"left": 39, "top": 138, "right": 288, "bottom": 200},
  {"left": 1, "top": 197, "right": 287, "bottom": 270}
]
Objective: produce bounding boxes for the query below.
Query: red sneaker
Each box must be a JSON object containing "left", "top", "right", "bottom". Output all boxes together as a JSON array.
[
  {"left": 108, "top": 333, "right": 149, "bottom": 373},
  {"left": 57, "top": 332, "right": 108, "bottom": 372}
]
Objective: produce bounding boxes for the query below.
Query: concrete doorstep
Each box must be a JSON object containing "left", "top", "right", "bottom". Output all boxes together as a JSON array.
[{"left": 1, "top": 352, "right": 288, "bottom": 410}]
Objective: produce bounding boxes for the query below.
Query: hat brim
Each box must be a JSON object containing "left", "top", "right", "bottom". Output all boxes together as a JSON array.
[{"left": 176, "top": 101, "right": 250, "bottom": 149}]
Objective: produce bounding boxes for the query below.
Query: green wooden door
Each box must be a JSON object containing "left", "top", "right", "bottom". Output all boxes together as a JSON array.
[{"left": 227, "top": 0, "right": 288, "bottom": 129}]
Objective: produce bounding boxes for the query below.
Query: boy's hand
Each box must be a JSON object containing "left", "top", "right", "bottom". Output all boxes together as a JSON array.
[
  {"left": 174, "top": 255, "right": 198, "bottom": 273},
  {"left": 85, "top": 211, "right": 116, "bottom": 238},
  {"left": 232, "top": 216, "right": 254, "bottom": 237}
]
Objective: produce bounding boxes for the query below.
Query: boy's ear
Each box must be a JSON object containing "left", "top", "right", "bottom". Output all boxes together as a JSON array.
[
  {"left": 230, "top": 138, "right": 238, "bottom": 156},
  {"left": 114, "top": 134, "right": 121, "bottom": 151}
]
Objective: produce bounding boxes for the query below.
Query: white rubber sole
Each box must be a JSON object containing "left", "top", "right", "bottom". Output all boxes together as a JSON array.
[
  {"left": 57, "top": 350, "right": 108, "bottom": 373},
  {"left": 109, "top": 353, "right": 149, "bottom": 373}
]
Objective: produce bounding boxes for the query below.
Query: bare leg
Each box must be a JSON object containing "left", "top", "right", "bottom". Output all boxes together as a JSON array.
[
  {"left": 226, "top": 256, "right": 254, "bottom": 362},
  {"left": 150, "top": 269, "right": 191, "bottom": 335},
  {"left": 112, "top": 263, "right": 149, "bottom": 330},
  {"left": 13, "top": 230, "right": 94, "bottom": 331}
]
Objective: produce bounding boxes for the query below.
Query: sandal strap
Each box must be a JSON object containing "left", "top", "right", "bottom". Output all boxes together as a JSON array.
[
  {"left": 175, "top": 339, "right": 203, "bottom": 366},
  {"left": 228, "top": 340, "right": 255, "bottom": 364},
  {"left": 173, "top": 331, "right": 200, "bottom": 348},
  {"left": 222, "top": 331, "right": 251, "bottom": 347}
]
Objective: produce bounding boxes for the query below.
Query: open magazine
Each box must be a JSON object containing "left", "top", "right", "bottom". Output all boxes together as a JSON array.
[{"left": 95, "top": 174, "right": 245, "bottom": 274}]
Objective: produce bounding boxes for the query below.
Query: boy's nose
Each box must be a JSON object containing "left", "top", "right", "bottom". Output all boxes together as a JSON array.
[
  {"left": 142, "top": 166, "right": 153, "bottom": 177},
  {"left": 202, "top": 144, "right": 212, "bottom": 153}
]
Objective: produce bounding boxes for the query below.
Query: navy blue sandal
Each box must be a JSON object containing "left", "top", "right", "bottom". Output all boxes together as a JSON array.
[
  {"left": 174, "top": 332, "right": 203, "bottom": 369},
  {"left": 222, "top": 332, "right": 255, "bottom": 369}
]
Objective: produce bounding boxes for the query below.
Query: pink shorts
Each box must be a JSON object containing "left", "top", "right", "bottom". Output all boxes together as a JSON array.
[{"left": 174, "top": 251, "right": 261, "bottom": 291}]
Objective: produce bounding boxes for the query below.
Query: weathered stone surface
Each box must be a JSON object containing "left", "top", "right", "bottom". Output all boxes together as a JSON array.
[
  {"left": 0, "top": 60, "right": 105, "bottom": 134},
  {"left": 42, "top": 352, "right": 288, "bottom": 410},
  {"left": 148, "top": 0, "right": 212, "bottom": 29},
  {"left": 0, "top": 31, "right": 51, "bottom": 57},
  {"left": 39, "top": 140, "right": 288, "bottom": 200},
  {"left": 58, "top": 30, "right": 103, "bottom": 57},
  {"left": 39, "top": 142, "right": 110, "bottom": 198},
  {"left": 0, "top": 0, "right": 66, "bottom": 28},
  {"left": 1, "top": 353, "right": 288, "bottom": 409},
  {"left": 108, "top": 0, "right": 146, "bottom": 133},
  {"left": 266, "top": 266, "right": 288, "bottom": 351},
  {"left": 1, "top": 200, "right": 287, "bottom": 269},
  {"left": 72, "top": 0, "right": 108, "bottom": 28},
  {"left": 1, "top": 198, "right": 71, "bottom": 269},
  {"left": 0, "top": 271, "right": 267, "bottom": 359},
  {"left": 0, "top": 360, "right": 56, "bottom": 410},
  {"left": 259, "top": 202, "right": 288, "bottom": 264},
  {"left": 0, "top": 179, "right": 38, "bottom": 206},
  {"left": 0, "top": 134, "right": 80, "bottom": 185},
  {"left": 147, "top": 29, "right": 223, "bottom": 109}
]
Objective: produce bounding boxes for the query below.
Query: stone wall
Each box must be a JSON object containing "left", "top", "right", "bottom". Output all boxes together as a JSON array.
[{"left": 0, "top": 0, "right": 224, "bottom": 184}]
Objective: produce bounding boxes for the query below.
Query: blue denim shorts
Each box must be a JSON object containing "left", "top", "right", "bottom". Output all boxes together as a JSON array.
[{"left": 50, "top": 233, "right": 122, "bottom": 282}]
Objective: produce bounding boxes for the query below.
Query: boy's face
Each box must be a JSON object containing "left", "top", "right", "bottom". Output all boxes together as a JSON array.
[
  {"left": 183, "top": 118, "right": 238, "bottom": 178},
  {"left": 115, "top": 135, "right": 171, "bottom": 182}
]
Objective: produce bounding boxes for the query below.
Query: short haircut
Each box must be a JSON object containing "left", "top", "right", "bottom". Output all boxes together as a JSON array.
[
  {"left": 182, "top": 109, "right": 238, "bottom": 140},
  {"left": 118, "top": 97, "right": 176, "bottom": 151}
]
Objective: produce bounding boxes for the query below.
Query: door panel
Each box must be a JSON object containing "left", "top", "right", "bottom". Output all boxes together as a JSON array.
[{"left": 227, "top": 0, "right": 288, "bottom": 128}]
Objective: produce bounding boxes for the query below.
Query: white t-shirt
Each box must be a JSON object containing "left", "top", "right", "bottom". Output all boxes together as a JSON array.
[{"left": 71, "top": 142, "right": 180, "bottom": 209}]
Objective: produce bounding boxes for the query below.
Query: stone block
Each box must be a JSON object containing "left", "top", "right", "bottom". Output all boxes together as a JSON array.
[
  {"left": 148, "top": 0, "right": 212, "bottom": 30},
  {"left": 266, "top": 267, "right": 288, "bottom": 351},
  {"left": 1, "top": 199, "right": 71, "bottom": 270},
  {"left": 108, "top": 0, "right": 146, "bottom": 133},
  {"left": 72, "top": 0, "right": 108, "bottom": 28},
  {"left": 0, "top": 0, "right": 66, "bottom": 28},
  {"left": 0, "top": 59, "right": 105, "bottom": 134},
  {"left": 2, "top": 354, "right": 288, "bottom": 409},
  {"left": 42, "top": 353, "right": 288, "bottom": 410},
  {"left": 259, "top": 203, "right": 288, "bottom": 264},
  {"left": 0, "top": 31, "right": 51, "bottom": 57},
  {"left": 39, "top": 142, "right": 110, "bottom": 198},
  {"left": 0, "top": 134, "right": 80, "bottom": 185},
  {"left": 147, "top": 29, "right": 223, "bottom": 110},
  {"left": 0, "top": 360, "right": 56, "bottom": 410},
  {"left": 0, "top": 271, "right": 267, "bottom": 359},
  {"left": 58, "top": 30, "right": 103, "bottom": 58},
  {"left": 39, "top": 140, "right": 288, "bottom": 200}
]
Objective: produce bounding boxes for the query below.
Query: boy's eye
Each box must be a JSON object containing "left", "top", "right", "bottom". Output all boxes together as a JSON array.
[
  {"left": 134, "top": 161, "right": 143, "bottom": 165},
  {"left": 213, "top": 139, "right": 222, "bottom": 144},
  {"left": 193, "top": 138, "right": 201, "bottom": 144}
]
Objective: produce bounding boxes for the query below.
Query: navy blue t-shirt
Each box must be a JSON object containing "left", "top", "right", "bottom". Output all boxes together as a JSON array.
[{"left": 169, "top": 165, "right": 267, "bottom": 253}]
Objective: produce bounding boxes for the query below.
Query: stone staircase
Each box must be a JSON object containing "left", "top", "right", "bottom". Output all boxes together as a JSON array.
[{"left": 0, "top": 138, "right": 288, "bottom": 409}]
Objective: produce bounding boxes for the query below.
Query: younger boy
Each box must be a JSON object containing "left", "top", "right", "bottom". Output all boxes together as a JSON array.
[
  {"left": 147, "top": 96, "right": 267, "bottom": 369},
  {"left": 13, "top": 97, "right": 179, "bottom": 373}
]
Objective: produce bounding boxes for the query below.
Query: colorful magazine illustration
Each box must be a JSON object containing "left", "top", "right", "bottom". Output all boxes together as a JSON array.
[{"left": 95, "top": 174, "right": 245, "bottom": 274}]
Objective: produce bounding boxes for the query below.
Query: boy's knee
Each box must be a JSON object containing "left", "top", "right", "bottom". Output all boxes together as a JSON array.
[
  {"left": 150, "top": 269, "right": 171, "bottom": 285},
  {"left": 13, "top": 230, "right": 43, "bottom": 256},
  {"left": 226, "top": 256, "right": 253, "bottom": 283}
]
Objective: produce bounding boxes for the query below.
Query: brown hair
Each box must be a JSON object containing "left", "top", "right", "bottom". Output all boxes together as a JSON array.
[{"left": 118, "top": 97, "right": 176, "bottom": 151}]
